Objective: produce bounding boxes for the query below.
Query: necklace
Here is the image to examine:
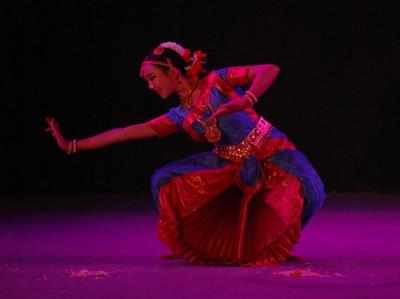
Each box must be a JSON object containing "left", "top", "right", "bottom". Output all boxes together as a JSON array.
[
  {"left": 180, "top": 80, "right": 199, "bottom": 108},
  {"left": 203, "top": 116, "right": 222, "bottom": 143},
  {"left": 180, "top": 79, "right": 222, "bottom": 143},
  {"left": 196, "top": 103, "right": 222, "bottom": 143}
]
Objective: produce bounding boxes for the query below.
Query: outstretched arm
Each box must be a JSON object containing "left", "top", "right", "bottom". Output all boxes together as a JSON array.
[
  {"left": 74, "top": 123, "right": 158, "bottom": 151},
  {"left": 45, "top": 117, "right": 158, "bottom": 154},
  {"left": 212, "top": 64, "right": 280, "bottom": 118}
]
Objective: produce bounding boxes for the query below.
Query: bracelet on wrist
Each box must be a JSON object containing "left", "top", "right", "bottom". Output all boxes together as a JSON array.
[
  {"left": 244, "top": 90, "right": 258, "bottom": 105},
  {"left": 67, "top": 139, "right": 78, "bottom": 155}
]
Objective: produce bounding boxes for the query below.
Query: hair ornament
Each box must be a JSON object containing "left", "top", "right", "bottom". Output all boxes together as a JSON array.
[
  {"left": 186, "top": 49, "right": 207, "bottom": 80},
  {"left": 148, "top": 41, "right": 207, "bottom": 80},
  {"left": 158, "top": 41, "right": 186, "bottom": 57}
]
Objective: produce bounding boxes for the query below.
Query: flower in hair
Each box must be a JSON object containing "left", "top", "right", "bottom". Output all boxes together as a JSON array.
[
  {"left": 153, "top": 47, "right": 164, "bottom": 55},
  {"left": 186, "top": 49, "right": 207, "bottom": 80},
  {"left": 193, "top": 50, "right": 207, "bottom": 64},
  {"left": 182, "top": 49, "right": 192, "bottom": 63}
]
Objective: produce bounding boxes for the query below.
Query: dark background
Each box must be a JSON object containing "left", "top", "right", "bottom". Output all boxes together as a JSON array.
[{"left": 2, "top": 1, "right": 398, "bottom": 198}]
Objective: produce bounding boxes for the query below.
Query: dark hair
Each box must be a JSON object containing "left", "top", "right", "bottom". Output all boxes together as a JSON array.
[
  {"left": 143, "top": 45, "right": 209, "bottom": 80},
  {"left": 143, "top": 48, "right": 188, "bottom": 75}
]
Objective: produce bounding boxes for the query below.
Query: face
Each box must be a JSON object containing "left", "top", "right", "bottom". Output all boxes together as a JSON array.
[{"left": 140, "top": 63, "right": 177, "bottom": 99}]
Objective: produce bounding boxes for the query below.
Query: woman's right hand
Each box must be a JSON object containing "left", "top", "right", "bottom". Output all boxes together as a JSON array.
[{"left": 45, "top": 116, "right": 70, "bottom": 153}]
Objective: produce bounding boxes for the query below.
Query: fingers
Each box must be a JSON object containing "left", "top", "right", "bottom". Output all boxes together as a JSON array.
[
  {"left": 44, "top": 116, "right": 59, "bottom": 127},
  {"left": 44, "top": 116, "right": 58, "bottom": 135},
  {"left": 205, "top": 98, "right": 247, "bottom": 124},
  {"left": 212, "top": 106, "right": 228, "bottom": 119},
  {"left": 45, "top": 127, "right": 56, "bottom": 136},
  {"left": 45, "top": 117, "right": 52, "bottom": 131},
  {"left": 45, "top": 116, "right": 54, "bottom": 125}
]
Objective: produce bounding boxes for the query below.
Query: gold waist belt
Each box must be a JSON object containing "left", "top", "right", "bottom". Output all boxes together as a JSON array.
[{"left": 214, "top": 117, "right": 272, "bottom": 162}]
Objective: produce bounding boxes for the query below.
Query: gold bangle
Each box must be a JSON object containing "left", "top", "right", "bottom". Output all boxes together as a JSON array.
[
  {"left": 67, "top": 139, "right": 78, "bottom": 155},
  {"left": 66, "top": 140, "right": 73, "bottom": 155},
  {"left": 245, "top": 90, "right": 258, "bottom": 104},
  {"left": 75, "top": 139, "right": 79, "bottom": 153}
]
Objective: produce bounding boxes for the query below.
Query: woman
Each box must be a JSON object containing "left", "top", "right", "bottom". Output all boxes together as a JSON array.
[{"left": 45, "top": 41, "right": 325, "bottom": 266}]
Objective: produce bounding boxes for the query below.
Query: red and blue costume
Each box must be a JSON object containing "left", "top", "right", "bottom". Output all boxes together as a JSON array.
[{"left": 147, "top": 67, "right": 325, "bottom": 265}]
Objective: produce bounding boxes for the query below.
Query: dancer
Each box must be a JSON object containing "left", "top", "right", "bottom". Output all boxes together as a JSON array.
[{"left": 45, "top": 41, "right": 325, "bottom": 265}]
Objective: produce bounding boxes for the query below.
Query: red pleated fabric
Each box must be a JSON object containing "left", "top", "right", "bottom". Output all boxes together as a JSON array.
[{"left": 157, "top": 158, "right": 304, "bottom": 266}]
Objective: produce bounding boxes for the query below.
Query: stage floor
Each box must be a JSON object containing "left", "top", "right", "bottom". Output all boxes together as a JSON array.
[{"left": 1, "top": 192, "right": 399, "bottom": 299}]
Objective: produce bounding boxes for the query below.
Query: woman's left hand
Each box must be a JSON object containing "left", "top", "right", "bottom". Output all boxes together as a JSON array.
[
  {"left": 207, "top": 96, "right": 250, "bottom": 124},
  {"left": 45, "top": 116, "right": 70, "bottom": 153}
]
